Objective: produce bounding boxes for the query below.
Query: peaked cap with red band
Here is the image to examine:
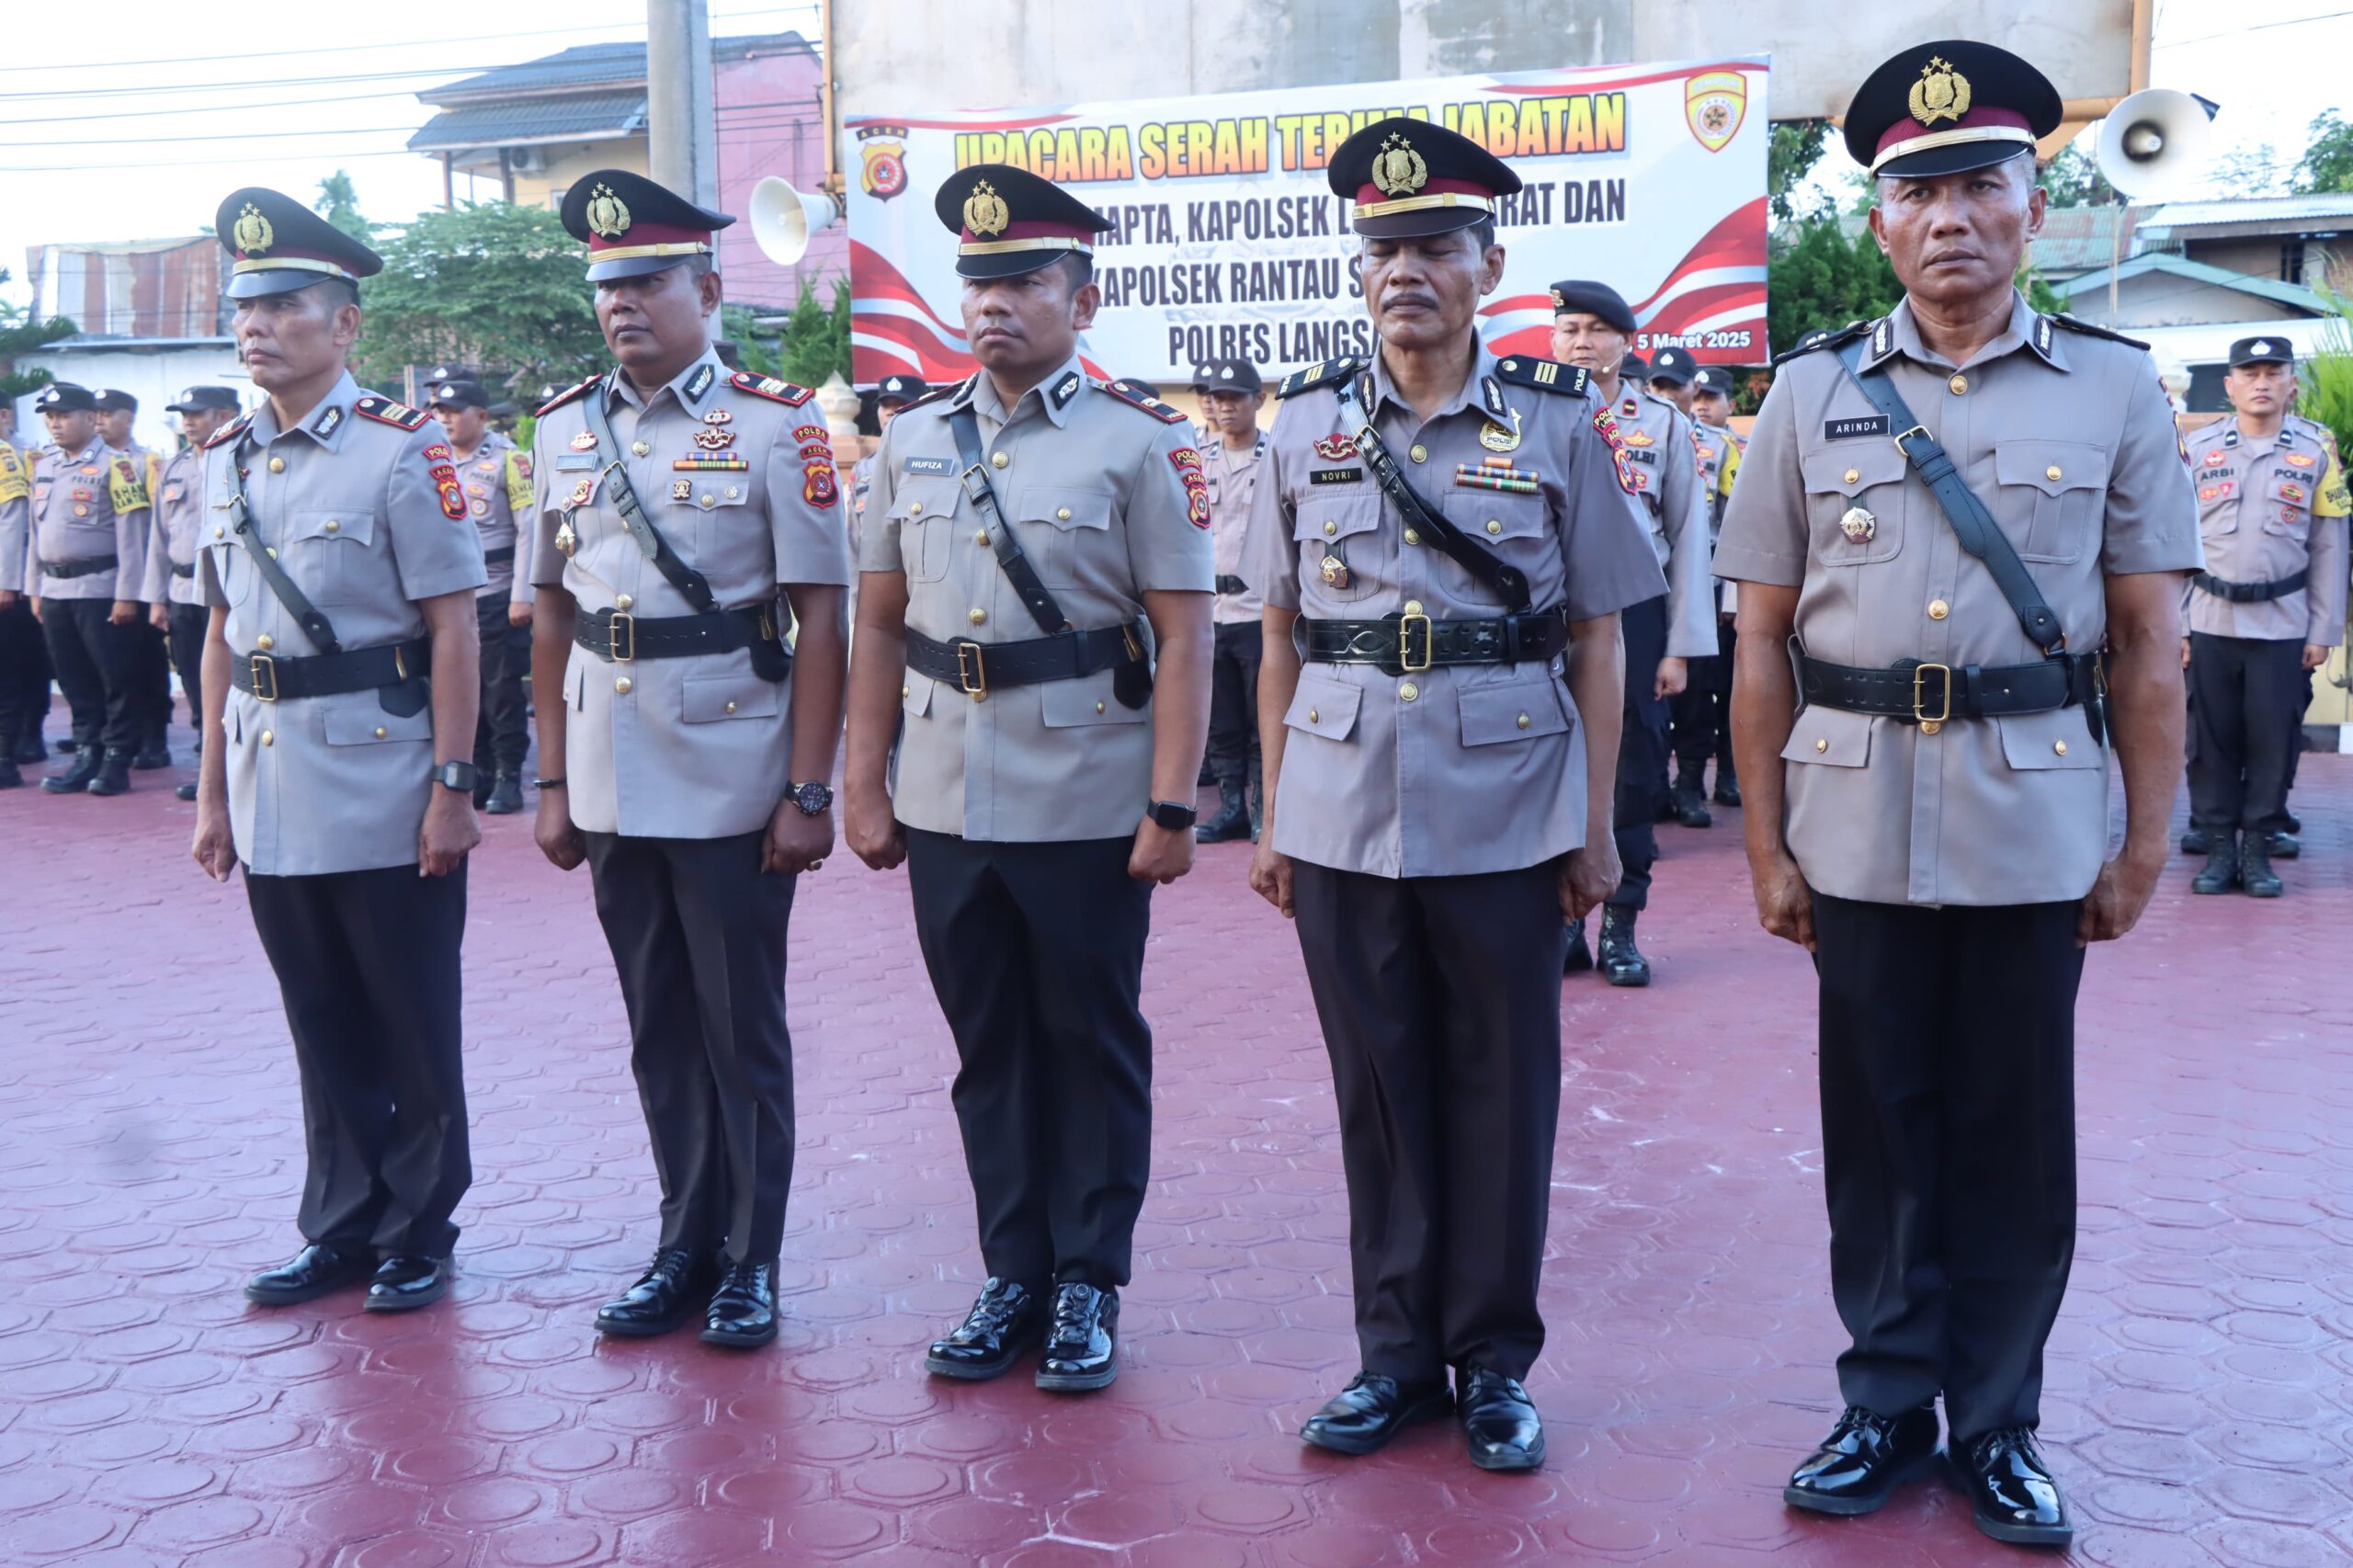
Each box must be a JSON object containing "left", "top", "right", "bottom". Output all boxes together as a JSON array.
[
  {"left": 215, "top": 187, "right": 384, "bottom": 300},
  {"left": 1843, "top": 40, "right": 2063, "bottom": 180},
  {"left": 932, "top": 163, "right": 1112, "bottom": 280},
  {"left": 1328, "top": 115, "right": 1521, "bottom": 239},
  {"left": 561, "top": 167, "right": 734, "bottom": 282}
]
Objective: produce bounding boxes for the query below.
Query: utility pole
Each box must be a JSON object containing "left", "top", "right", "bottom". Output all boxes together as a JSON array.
[{"left": 647, "top": 0, "right": 717, "bottom": 207}]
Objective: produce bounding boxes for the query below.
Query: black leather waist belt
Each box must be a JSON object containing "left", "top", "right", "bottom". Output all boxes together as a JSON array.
[
  {"left": 1214, "top": 574, "right": 1248, "bottom": 597},
  {"left": 1302, "top": 608, "right": 1571, "bottom": 677},
  {"left": 574, "top": 603, "right": 780, "bottom": 663},
  {"left": 483, "top": 545, "right": 516, "bottom": 566},
  {"left": 1799, "top": 652, "right": 2101, "bottom": 724},
  {"left": 171, "top": 562, "right": 197, "bottom": 579},
  {"left": 2195, "top": 567, "right": 2308, "bottom": 603},
  {"left": 907, "top": 620, "right": 1144, "bottom": 697},
  {"left": 231, "top": 637, "right": 430, "bottom": 702},
  {"left": 40, "top": 555, "right": 116, "bottom": 580}
]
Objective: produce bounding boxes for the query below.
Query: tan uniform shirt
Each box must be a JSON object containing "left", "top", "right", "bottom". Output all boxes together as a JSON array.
[
  {"left": 858, "top": 355, "right": 1214, "bottom": 843},
  {"left": 1203, "top": 433, "right": 1265, "bottom": 625},
  {"left": 1714, "top": 294, "right": 2203, "bottom": 907},
  {"left": 1602, "top": 383, "right": 1719, "bottom": 657},
  {"left": 1241, "top": 347, "right": 1666, "bottom": 879},
  {"left": 455, "top": 431, "right": 534, "bottom": 606},
  {"left": 0, "top": 444, "right": 28, "bottom": 593},
  {"left": 2184, "top": 413, "right": 2349, "bottom": 643},
  {"left": 199, "top": 374, "right": 489, "bottom": 876},
  {"left": 530, "top": 352, "right": 851, "bottom": 840},
  {"left": 19, "top": 437, "right": 150, "bottom": 600},
  {"left": 142, "top": 445, "right": 208, "bottom": 608}
]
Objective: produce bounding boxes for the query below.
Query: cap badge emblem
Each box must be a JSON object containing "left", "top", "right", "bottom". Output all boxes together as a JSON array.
[
  {"left": 233, "top": 203, "right": 274, "bottom": 256},
  {"left": 963, "top": 180, "right": 1009, "bottom": 237},
  {"left": 1840, "top": 506, "right": 1878, "bottom": 542},
  {"left": 585, "top": 183, "right": 632, "bottom": 239},
  {"left": 2252, "top": 340, "right": 2272, "bottom": 356},
  {"left": 1907, "top": 57, "right": 1971, "bottom": 129},
  {"left": 1371, "top": 133, "right": 1428, "bottom": 198}
]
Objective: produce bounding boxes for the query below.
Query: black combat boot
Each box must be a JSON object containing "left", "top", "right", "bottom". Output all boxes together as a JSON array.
[
  {"left": 1563, "top": 916, "right": 1593, "bottom": 975},
  {"left": 1712, "top": 756, "right": 1741, "bottom": 807},
  {"left": 1196, "top": 766, "right": 1250, "bottom": 844},
  {"left": 1671, "top": 763, "right": 1712, "bottom": 828},
  {"left": 2180, "top": 824, "right": 2209, "bottom": 856},
  {"left": 1597, "top": 905, "right": 1651, "bottom": 987},
  {"left": 2239, "top": 838, "right": 2284, "bottom": 898},
  {"left": 483, "top": 772, "right": 524, "bottom": 815},
  {"left": 132, "top": 736, "right": 171, "bottom": 770},
  {"left": 86, "top": 747, "right": 134, "bottom": 796},
  {"left": 42, "top": 745, "right": 102, "bottom": 794},
  {"left": 2190, "top": 834, "right": 2237, "bottom": 894}
]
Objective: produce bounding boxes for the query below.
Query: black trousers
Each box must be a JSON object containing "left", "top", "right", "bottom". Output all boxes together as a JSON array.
[
  {"left": 1293, "top": 859, "right": 1567, "bottom": 1384},
  {"left": 1812, "top": 893, "right": 2084, "bottom": 1441},
  {"left": 1669, "top": 613, "right": 1736, "bottom": 775},
  {"left": 40, "top": 598, "right": 141, "bottom": 753},
  {"left": 1206, "top": 619, "right": 1262, "bottom": 779},
  {"left": 2285, "top": 666, "right": 2315, "bottom": 797},
  {"left": 244, "top": 862, "right": 472, "bottom": 1257},
  {"left": 584, "top": 831, "right": 799, "bottom": 1264},
  {"left": 904, "top": 828, "right": 1153, "bottom": 1292},
  {"left": 472, "top": 597, "right": 530, "bottom": 778},
  {"left": 2187, "top": 632, "right": 2302, "bottom": 835},
  {"left": 1608, "top": 593, "right": 1668, "bottom": 912},
  {"left": 0, "top": 599, "right": 51, "bottom": 746},
  {"left": 134, "top": 616, "right": 172, "bottom": 745},
  {"left": 166, "top": 603, "right": 209, "bottom": 733}
]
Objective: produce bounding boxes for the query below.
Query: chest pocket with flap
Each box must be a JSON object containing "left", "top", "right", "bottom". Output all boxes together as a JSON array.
[
  {"left": 1994, "top": 441, "right": 2107, "bottom": 563},
  {"left": 1293, "top": 493, "right": 1383, "bottom": 604},
  {"left": 1800, "top": 445, "right": 1906, "bottom": 565},
  {"left": 891, "top": 476, "right": 961, "bottom": 583},
  {"left": 283, "top": 509, "right": 375, "bottom": 604},
  {"left": 1015, "top": 483, "right": 1113, "bottom": 588}
]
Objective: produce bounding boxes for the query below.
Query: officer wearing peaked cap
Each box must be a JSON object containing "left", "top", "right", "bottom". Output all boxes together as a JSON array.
[
  {"left": 145, "top": 385, "right": 244, "bottom": 801},
  {"left": 842, "top": 161, "right": 1213, "bottom": 1396},
  {"left": 427, "top": 378, "right": 535, "bottom": 815},
  {"left": 191, "top": 187, "right": 488, "bottom": 1313},
  {"left": 529, "top": 168, "right": 850, "bottom": 1350},
  {"left": 1716, "top": 43, "right": 2200, "bottom": 1546},
  {"left": 1245, "top": 117, "right": 1663, "bottom": 1471}
]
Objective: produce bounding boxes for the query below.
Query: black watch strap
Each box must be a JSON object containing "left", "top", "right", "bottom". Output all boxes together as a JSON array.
[{"left": 1147, "top": 799, "right": 1197, "bottom": 830}]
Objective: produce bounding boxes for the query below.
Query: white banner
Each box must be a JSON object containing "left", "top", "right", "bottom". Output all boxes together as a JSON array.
[{"left": 845, "top": 55, "right": 1770, "bottom": 388}]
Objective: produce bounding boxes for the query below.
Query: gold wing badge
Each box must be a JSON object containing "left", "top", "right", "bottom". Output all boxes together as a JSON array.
[
  {"left": 963, "top": 179, "right": 1009, "bottom": 237},
  {"left": 1371, "top": 133, "right": 1428, "bottom": 198},
  {"left": 1907, "top": 57, "right": 1971, "bottom": 128}
]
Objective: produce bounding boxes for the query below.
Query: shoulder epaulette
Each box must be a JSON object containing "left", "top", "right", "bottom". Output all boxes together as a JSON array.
[
  {"left": 1275, "top": 357, "right": 1363, "bottom": 400},
  {"left": 730, "top": 370, "right": 815, "bottom": 407},
  {"left": 1494, "top": 356, "right": 1592, "bottom": 398},
  {"left": 1095, "top": 379, "right": 1188, "bottom": 424},
  {"left": 897, "top": 381, "right": 959, "bottom": 414},
  {"left": 536, "top": 375, "right": 600, "bottom": 418},
  {"left": 1771, "top": 319, "right": 1872, "bottom": 368},
  {"left": 202, "top": 414, "right": 251, "bottom": 451},
  {"left": 353, "top": 395, "right": 429, "bottom": 432},
  {"left": 2046, "top": 312, "right": 2150, "bottom": 351}
]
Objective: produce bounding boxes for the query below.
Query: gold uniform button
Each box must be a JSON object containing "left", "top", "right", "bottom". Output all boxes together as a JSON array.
[
  {"left": 969, "top": 608, "right": 986, "bottom": 625},
  {"left": 975, "top": 530, "right": 991, "bottom": 546},
  {"left": 373, "top": 726, "right": 386, "bottom": 739},
  {"left": 323, "top": 519, "right": 338, "bottom": 534},
  {"left": 213, "top": 526, "right": 223, "bottom": 539},
  {"left": 1404, "top": 528, "right": 1420, "bottom": 545},
  {"left": 256, "top": 633, "right": 274, "bottom": 651},
  {"left": 1400, "top": 682, "right": 1419, "bottom": 702},
  {"left": 724, "top": 700, "right": 737, "bottom": 714},
  {"left": 631, "top": 440, "right": 650, "bottom": 458},
  {"left": 1516, "top": 713, "right": 1530, "bottom": 730},
  {"left": 615, "top": 676, "right": 632, "bottom": 694},
  {"left": 2046, "top": 465, "right": 2063, "bottom": 482},
  {"left": 267, "top": 457, "right": 285, "bottom": 473},
  {"left": 2054, "top": 740, "right": 2069, "bottom": 756},
  {"left": 699, "top": 494, "right": 712, "bottom": 506},
  {"left": 1949, "top": 374, "right": 1968, "bottom": 395},
  {"left": 260, "top": 730, "right": 273, "bottom": 746},
  {"left": 1843, "top": 467, "right": 1860, "bottom": 485},
  {"left": 908, "top": 501, "right": 924, "bottom": 517},
  {"left": 1921, "top": 720, "right": 1942, "bottom": 735},
  {"left": 1095, "top": 701, "right": 1106, "bottom": 714},
  {"left": 901, "top": 684, "right": 910, "bottom": 699},
  {"left": 1485, "top": 519, "right": 1503, "bottom": 536},
  {"left": 616, "top": 594, "right": 634, "bottom": 610},
  {"left": 1815, "top": 737, "right": 1828, "bottom": 753},
  {"left": 1056, "top": 507, "right": 1072, "bottom": 521},
  {"left": 1323, "top": 519, "right": 1338, "bottom": 536},
  {"left": 1928, "top": 598, "right": 1949, "bottom": 620},
  {"left": 991, "top": 451, "right": 1008, "bottom": 469},
  {"left": 1308, "top": 708, "right": 1320, "bottom": 723},
  {"left": 1403, "top": 600, "right": 1424, "bottom": 615},
  {"left": 1408, "top": 443, "right": 1428, "bottom": 463}
]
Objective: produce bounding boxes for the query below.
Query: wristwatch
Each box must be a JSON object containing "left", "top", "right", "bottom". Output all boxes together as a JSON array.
[
  {"left": 1146, "top": 799, "right": 1197, "bottom": 831},
  {"left": 789, "top": 780, "right": 835, "bottom": 816},
  {"left": 434, "top": 760, "right": 481, "bottom": 795}
]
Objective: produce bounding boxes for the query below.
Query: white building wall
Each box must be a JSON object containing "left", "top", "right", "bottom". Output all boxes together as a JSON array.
[{"left": 12, "top": 345, "right": 255, "bottom": 457}]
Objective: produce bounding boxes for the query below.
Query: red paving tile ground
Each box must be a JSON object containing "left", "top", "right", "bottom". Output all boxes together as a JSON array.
[{"left": 2, "top": 719, "right": 2351, "bottom": 1566}]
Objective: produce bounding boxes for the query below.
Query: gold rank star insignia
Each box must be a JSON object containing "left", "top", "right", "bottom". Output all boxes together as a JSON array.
[
  {"left": 1371, "top": 132, "right": 1428, "bottom": 198},
  {"left": 963, "top": 180, "right": 1009, "bottom": 237},
  {"left": 1907, "top": 56, "right": 1971, "bottom": 128},
  {"left": 233, "top": 202, "right": 274, "bottom": 255},
  {"left": 585, "top": 182, "right": 632, "bottom": 238}
]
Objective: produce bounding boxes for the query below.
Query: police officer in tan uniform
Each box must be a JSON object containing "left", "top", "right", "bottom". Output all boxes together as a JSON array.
[
  {"left": 17, "top": 382, "right": 151, "bottom": 796},
  {"left": 1717, "top": 44, "right": 2201, "bottom": 1547},
  {"left": 2180, "top": 336, "right": 2348, "bottom": 896},
  {"left": 1549, "top": 283, "right": 1717, "bottom": 984},
  {"left": 1194, "top": 355, "right": 1267, "bottom": 843},
  {"left": 188, "top": 187, "right": 486, "bottom": 1313},
  {"left": 1246, "top": 119, "right": 1664, "bottom": 1471},
  {"left": 843, "top": 164, "right": 1212, "bottom": 1395},
  {"left": 97, "top": 388, "right": 176, "bottom": 772},
  {"left": 429, "top": 377, "right": 536, "bottom": 815},
  {"left": 529, "top": 169, "right": 848, "bottom": 1350},
  {"left": 144, "top": 386, "right": 244, "bottom": 801}
]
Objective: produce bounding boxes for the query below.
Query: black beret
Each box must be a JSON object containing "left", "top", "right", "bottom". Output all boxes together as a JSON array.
[
  {"left": 1549, "top": 279, "right": 1638, "bottom": 335},
  {"left": 216, "top": 187, "right": 383, "bottom": 300}
]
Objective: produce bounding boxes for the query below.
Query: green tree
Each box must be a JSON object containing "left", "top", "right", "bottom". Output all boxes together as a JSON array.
[
  {"left": 315, "top": 171, "right": 371, "bottom": 243},
  {"left": 0, "top": 268, "right": 76, "bottom": 403},
  {"left": 1767, "top": 217, "right": 1901, "bottom": 358},
  {"left": 1768, "top": 119, "right": 1833, "bottom": 222},
  {"left": 355, "top": 203, "right": 606, "bottom": 394},
  {"left": 2294, "top": 110, "right": 2353, "bottom": 194},
  {"left": 2038, "top": 144, "right": 2116, "bottom": 208},
  {"left": 2212, "top": 142, "right": 2285, "bottom": 196},
  {"left": 724, "top": 277, "right": 851, "bottom": 389}
]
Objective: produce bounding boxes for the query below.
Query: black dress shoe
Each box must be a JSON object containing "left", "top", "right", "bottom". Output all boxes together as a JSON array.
[
  {"left": 2240, "top": 842, "right": 2284, "bottom": 898},
  {"left": 1035, "top": 1282, "right": 1119, "bottom": 1392},
  {"left": 2191, "top": 836, "right": 2238, "bottom": 895},
  {"left": 595, "top": 1248, "right": 721, "bottom": 1337},
  {"left": 42, "top": 748, "right": 101, "bottom": 794},
  {"left": 699, "top": 1260, "right": 779, "bottom": 1348},
  {"left": 132, "top": 742, "right": 171, "bottom": 770},
  {"left": 364, "top": 1255, "right": 451, "bottom": 1312},
  {"left": 1563, "top": 917, "right": 1593, "bottom": 975},
  {"left": 1301, "top": 1371, "right": 1452, "bottom": 1456},
  {"left": 176, "top": 782, "right": 199, "bottom": 801},
  {"left": 245, "top": 1244, "right": 375, "bottom": 1305},
  {"left": 1597, "top": 906, "right": 1650, "bottom": 987},
  {"left": 2180, "top": 824, "right": 2210, "bottom": 856},
  {"left": 1784, "top": 1403, "right": 1939, "bottom": 1516},
  {"left": 925, "top": 1277, "right": 1046, "bottom": 1380},
  {"left": 483, "top": 773, "right": 524, "bottom": 815},
  {"left": 1953, "top": 1426, "right": 2071, "bottom": 1547},
  {"left": 2265, "top": 830, "right": 2301, "bottom": 859},
  {"left": 1457, "top": 1368, "right": 1544, "bottom": 1471}
]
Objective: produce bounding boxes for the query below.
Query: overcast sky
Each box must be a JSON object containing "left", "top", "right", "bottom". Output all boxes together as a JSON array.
[{"left": 2, "top": 0, "right": 2344, "bottom": 313}]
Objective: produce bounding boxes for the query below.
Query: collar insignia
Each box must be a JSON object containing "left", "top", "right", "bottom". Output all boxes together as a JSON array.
[{"left": 684, "top": 364, "right": 715, "bottom": 404}]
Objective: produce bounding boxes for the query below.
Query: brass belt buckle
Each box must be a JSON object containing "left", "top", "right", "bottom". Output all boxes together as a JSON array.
[
  {"left": 609, "top": 610, "right": 635, "bottom": 663},
  {"left": 1912, "top": 662, "right": 1952, "bottom": 731},
  {"left": 1398, "top": 609, "right": 1434, "bottom": 674},
  {"left": 248, "top": 652, "right": 278, "bottom": 703},
  {"left": 955, "top": 640, "right": 988, "bottom": 699}
]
